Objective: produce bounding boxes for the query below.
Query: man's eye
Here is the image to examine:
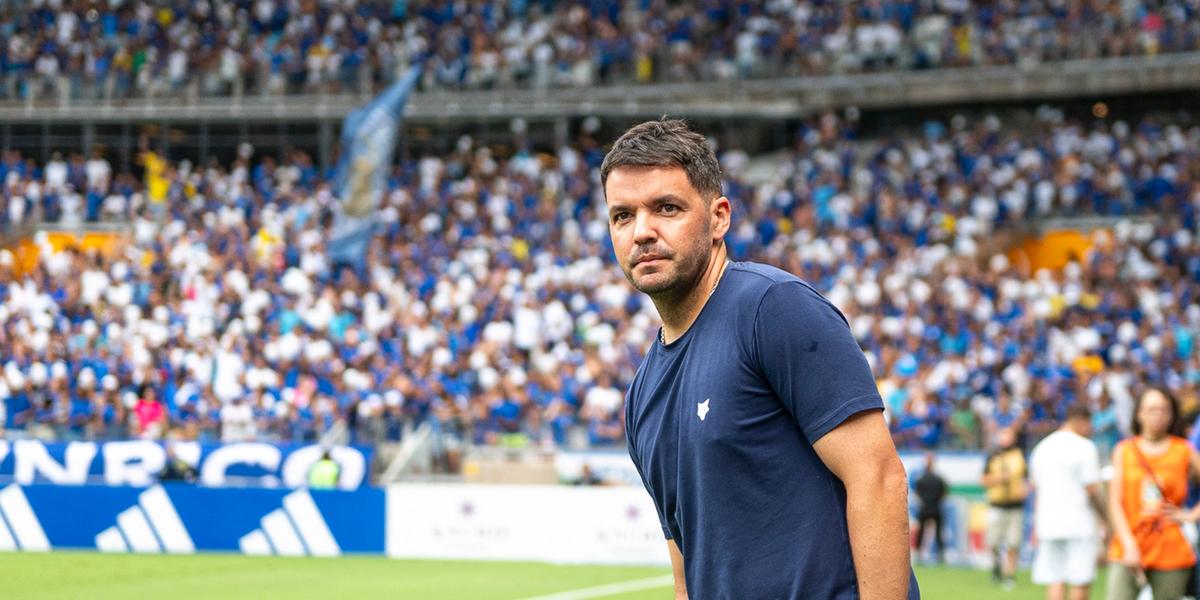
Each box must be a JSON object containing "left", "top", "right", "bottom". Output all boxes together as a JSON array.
[
  {"left": 612, "top": 212, "right": 631, "bottom": 223},
  {"left": 661, "top": 204, "right": 679, "bottom": 215}
]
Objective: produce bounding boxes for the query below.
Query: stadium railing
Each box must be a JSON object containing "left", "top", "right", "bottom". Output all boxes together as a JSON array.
[{"left": 2, "top": 53, "right": 1198, "bottom": 123}]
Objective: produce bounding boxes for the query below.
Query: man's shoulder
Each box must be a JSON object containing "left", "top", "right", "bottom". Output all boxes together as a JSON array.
[
  {"left": 1037, "top": 431, "right": 1099, "bottom": 469},
  {"left": 985, "top": 446, "right": 1017, "bottom": 463},
  {"left": 1062, "top": 430, "right": 1099, "bottom": 450},
  {"left": 726, "top": 261, "right": 830, "bottom": 312},
  {"left": 727, "top": 261, "right": 809, "bottom": 291},
  {"left": 1034, "top": 429, "right": 1066, "bottom": 447},
  {"left": 1030, "top": 432, "right": 1061, "bottom": 461}
]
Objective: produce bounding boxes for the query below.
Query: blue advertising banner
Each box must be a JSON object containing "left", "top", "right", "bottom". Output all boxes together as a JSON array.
[
  {"left": 0, "top": 440, "right": 373, "bottom": 490},
  {"left": 0, "top": 483, "right": 384, "bottom": 556}
]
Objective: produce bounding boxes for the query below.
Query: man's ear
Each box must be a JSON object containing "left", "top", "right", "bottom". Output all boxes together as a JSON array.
[{"left": 711, "top": 196, "right": 731, "bottom": 240}]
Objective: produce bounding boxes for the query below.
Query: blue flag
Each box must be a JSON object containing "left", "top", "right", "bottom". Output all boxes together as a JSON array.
[{"left": 329, "top": 66, "right": 422, "bottom": 269}]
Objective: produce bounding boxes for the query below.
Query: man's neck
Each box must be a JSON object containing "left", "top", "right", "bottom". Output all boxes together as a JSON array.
[{"left": 652, "top": 246, "right": 728, "bottom": 345}]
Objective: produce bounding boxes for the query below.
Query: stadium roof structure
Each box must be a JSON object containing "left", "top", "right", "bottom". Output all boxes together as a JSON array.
[{"left": 2, "top": 52, "right": 1198, "bottom": 124}]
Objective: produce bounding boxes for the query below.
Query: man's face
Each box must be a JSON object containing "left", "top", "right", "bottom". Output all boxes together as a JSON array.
[
  {"left": 997, "top": 427, "right": 1016, "bottom": 448},
  {"left": 604, "top": 166, "right": 717, "bottom": 296}
]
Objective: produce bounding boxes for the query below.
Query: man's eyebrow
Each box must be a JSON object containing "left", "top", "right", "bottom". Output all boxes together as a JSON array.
[
  {"left": 649, "top": 194, "right": 687, "bottom": 205},
  {"left": 608, "top": 193, "right": 688, "bottom": 215}
]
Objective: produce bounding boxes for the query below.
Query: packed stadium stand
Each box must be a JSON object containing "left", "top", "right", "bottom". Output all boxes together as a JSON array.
[
  {"left": 0, "top": 0, "right": 1196, "bottom": 480},
  {"left": 1, "top": 107, "right": 1197, "bottom": 466},
  {"left": 3, "top": 0, "right": 1198, "bottom": 103}
]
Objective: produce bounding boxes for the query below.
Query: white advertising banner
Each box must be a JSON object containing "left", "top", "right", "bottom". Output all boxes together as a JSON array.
[
  {"left": 553, "top": 451, "right": 643, "bottom": 486},
  {"left": 386, "top": 484, "right": 669, "bottom": 566},
  {"left": 0, "top": 440, "right": 370, "bottom": 489},
  {"left": 555, "top": 450, "right": 987, "bottom": 488}
]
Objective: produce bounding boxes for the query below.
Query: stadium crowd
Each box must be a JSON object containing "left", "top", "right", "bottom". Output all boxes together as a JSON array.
[
  {"left": 0, "top": 108, "right": 1199, "bottom": 456},
  {"left": 2, "top": 0, "right": 1199, "bottom": 102}
]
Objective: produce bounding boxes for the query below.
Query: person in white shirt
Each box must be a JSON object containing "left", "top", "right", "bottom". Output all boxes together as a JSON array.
[
  {"left": 44, "top": 152, "right": 68, "bottom": 194},
  {"left": 220, "top": 396, "right": 257, "bottom": 443},
  {"left": 1029, "top": 404, "right": 1108, "bottom": 600},
  {"left": 85, "top": 150, "right": 111, "bottom": 194}
]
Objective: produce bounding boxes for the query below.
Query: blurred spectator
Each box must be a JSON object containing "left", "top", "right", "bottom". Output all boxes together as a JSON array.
[
  {"left": 983, "top": 427, "right": 1027, "bottom": 589},
  {"left": 307, "top": 450, "right": 340, "bottom": 489},
  {"left": 134, "top": 384, "right": 167, "bottom": 440},
  {"left": 1028, "top": 404, "right": 1105, "bottom": 598},
  {"left": 574, "top": 463, "right": 604, "bottom": 486},
  {"left": 947, "top": 398, "right": 980, "bottom": 450},
  {"left": 1107, "top": 387, "right": 1198, "bottom": 600},
  {"left": 157, "top": 443, "right": 198, "bottom": 483},
  {"left": 220, "top": 396, "right": 256, "bottom": 443},
  {"left": 913, "top": 452, "right": 948, "bottom": 564},
  {"left": 1094, "top": 391, "right": 1122, "bottom": 460}
]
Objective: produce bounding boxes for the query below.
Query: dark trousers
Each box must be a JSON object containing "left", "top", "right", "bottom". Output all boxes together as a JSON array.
[{"left": 917, "top": 510, "right": 945, "bottom": 562}]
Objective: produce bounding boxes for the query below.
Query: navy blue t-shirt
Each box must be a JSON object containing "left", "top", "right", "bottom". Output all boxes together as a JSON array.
[{"left": 625, "top": 262, "right": 920, "bottom": 599}]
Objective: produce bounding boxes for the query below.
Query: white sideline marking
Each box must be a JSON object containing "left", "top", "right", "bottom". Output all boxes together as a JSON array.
[{"left": 519, "top": 575, "right": 675, "bottom": 600}]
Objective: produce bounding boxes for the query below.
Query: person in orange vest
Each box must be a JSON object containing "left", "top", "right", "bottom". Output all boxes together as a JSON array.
[{"left": 1107, "top": 387, "right": 1200, "bottom": 600}]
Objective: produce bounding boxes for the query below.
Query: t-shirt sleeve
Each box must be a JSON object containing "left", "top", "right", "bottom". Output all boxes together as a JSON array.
[{"left": 753, "top": 280, "right": 884, "bottom": 444}]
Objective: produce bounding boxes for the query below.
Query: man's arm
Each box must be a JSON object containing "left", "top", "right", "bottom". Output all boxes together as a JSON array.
[
  {"left": 1086, "top": 483, "right": 1108, "bottom": 526},
  {"left": 667, "top": 539, "right": 687, "bottom": 600},
  {"left": 1081, "top": 444, "right": 1107, "bottom": 528},
  {"left": 980, "top": 455, "right": 999, "bottom": 487},
  {"left": 814, "top": 410, "right": 911, "bottom": 600},
  {"left": 1108, "top": 443, "right": 1140, "bottom": 568}
]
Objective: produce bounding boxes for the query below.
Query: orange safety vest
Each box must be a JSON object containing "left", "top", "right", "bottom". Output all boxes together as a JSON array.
[{"left": 1108, "top": 436, "right": 1197, "bottom": 570}]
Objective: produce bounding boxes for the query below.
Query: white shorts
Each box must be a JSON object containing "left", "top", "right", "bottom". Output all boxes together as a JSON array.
[
  {"left": 987, "top": 507, "right": 1024, "bottom": 549},
  {"left": 1032, "top": 537, "right": 1098, "bottom": 586}
]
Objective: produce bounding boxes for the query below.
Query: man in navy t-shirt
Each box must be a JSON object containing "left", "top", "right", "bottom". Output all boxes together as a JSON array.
[{"left": 603, "top": 119, "right": 919, "bottom": 599}]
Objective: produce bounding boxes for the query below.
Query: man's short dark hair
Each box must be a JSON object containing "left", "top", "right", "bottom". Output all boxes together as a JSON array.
[
  {"left": 600, "top": 119, "right": 723, "bottom": 202},
  {"left": 1065, "top": 403, "right": 1092, "bottom": 422}
]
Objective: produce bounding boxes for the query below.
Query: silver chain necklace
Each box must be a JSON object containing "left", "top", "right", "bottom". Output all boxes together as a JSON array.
[{"left": 659, "top": 260, "right": 730, "bottom": 346}]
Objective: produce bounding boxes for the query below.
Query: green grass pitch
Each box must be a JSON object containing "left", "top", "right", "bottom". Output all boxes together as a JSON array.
[{"left": 1, "top": 552, "right": 1102, "bottom": 599}]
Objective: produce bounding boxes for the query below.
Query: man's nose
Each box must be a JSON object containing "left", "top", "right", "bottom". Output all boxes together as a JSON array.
[{"left": 632, "top": 211, "right": 656, "bottom": 245}]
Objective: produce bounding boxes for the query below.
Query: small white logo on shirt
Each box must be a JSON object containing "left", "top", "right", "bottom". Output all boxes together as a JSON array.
[{"left": 697, "top": 398, "right": 710, "bottom": 421}]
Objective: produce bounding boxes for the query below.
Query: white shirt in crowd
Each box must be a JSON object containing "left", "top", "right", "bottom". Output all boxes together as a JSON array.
[
  {"left": 86, "top": 157, "right": 111, "bottom": 192},
  {"left": 220, "top": 401, "right": 256, "bottom": 443},
  {"left": 213, "top": 349, "right": 246, "bottom": 403},
  {"left": 1029, "top": 429, "right": 1102, "bottom": 540},
  {"left": 44, "top": 158, "right": 68, "bottom": 192},
  {"left": 583, "top": 385, "right": 623, "bottom": 417}
]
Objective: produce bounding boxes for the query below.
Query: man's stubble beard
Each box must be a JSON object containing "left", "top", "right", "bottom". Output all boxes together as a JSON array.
[{"left": 624, "top": 226, "right": 711, "bottom": 298}]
